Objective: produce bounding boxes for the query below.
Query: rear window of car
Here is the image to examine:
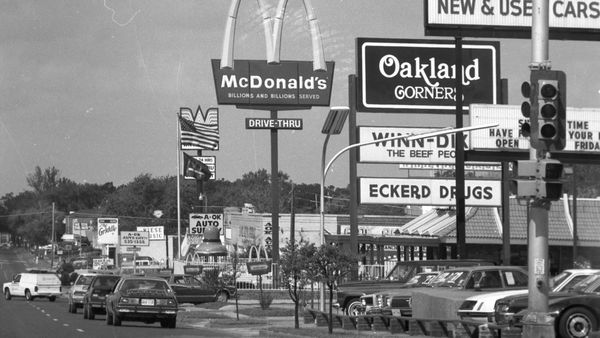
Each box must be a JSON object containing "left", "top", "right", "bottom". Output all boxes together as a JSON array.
[
  {"left": 92, "top": 276, "right": 120, "bottom": 288},
  {"left": 121, "top": 279, "right": 169, "bottom": 291},
  {"left": 75, "top": 275, "right": 94, "bottom": 286}
]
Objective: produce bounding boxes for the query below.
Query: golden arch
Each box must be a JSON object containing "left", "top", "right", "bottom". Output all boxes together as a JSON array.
[{"left": 220, "top": 0, "right": 326, "bottom": 71}]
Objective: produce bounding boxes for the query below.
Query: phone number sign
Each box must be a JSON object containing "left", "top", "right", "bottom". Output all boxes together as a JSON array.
[{"left": 120, "top": 231, "right": 150, "bottom": 246}]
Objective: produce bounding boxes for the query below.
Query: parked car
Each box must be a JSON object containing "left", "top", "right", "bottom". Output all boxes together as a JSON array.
[
  {"left": 458, "top": 269, "right": 600, "bottom": 322},
  {"left": 105, "top": 276, "right": 178, "bottom": 328},
  {"left": 333, "top": 259, "right": 495, "bottom": 316},
  {"left": 163, "top": 274, "right": 236, "bottom": 304},
  {"left": 360, "top": 271, "right": 440, "bottom": 315},
  {"left": 68, "top": 271, "right": 104, "bottom": 313},
  {"left": 3, "top": 268, "right": 62, "bottom": 301},
  {"left": 82, "top": 274, "right": 121, "bottom": 319},
  {"left": 377, "top": 265, "right": 528, "bottom": 317},
  {"left": 494, "top": 272, "right": 600, "bottom": 337}
]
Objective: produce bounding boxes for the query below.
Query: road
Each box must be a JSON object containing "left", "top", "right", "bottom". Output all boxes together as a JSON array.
[{"left": 0, "top": 247, "right": 241, "bottom": 338}]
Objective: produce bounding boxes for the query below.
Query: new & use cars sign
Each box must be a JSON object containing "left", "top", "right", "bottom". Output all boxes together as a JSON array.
[{"left": 357, "top": 38, "right": 499, "bottom": 113}]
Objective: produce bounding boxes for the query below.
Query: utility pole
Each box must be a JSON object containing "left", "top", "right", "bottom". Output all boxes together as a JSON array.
[
  {"left": 519, "top": 1, "right": 566, "bottom": 336},
  {"left": 51, "top": 202, "right": 55, "bottom": 269}
]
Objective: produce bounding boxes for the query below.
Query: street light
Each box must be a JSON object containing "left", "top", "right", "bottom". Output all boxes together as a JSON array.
[
  {"left": 319, "top": 106, "right": 349, "bottom": 311},
  {"left": 318, "top": 122, "right": 499, "bottom": 312}
]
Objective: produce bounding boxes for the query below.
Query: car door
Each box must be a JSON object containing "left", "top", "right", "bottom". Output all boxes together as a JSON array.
[
  {"left": 187, "top": 276, "right": 216, "bottom": 304},
  {"left": 11, "top": 274, "right": 23, "bottom": 295},
  {"left": 169, "top": 276, "right": 194, "bottom": 303}
]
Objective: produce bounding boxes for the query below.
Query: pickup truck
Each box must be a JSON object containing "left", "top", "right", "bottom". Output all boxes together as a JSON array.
[
  {"left": 162, "top": 274, "right": 237, "bottom": 304},
  {"left": 334, "top": 259, "right": 495, "bottom": 316}
]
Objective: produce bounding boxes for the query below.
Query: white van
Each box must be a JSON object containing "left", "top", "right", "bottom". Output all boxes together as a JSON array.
[{"left": 3, "top": 269, "right": 62, "bottom": 301}]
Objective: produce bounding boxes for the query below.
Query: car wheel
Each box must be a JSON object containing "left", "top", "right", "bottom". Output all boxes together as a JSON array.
[
  {"left": 49, "top": 296, "right": 56, "bottom": 302},
  {"left": 216, "top": 291, "right": 229, "bottom": 303},
  {"left": 88, "top": 305, "right": 95, "bottom": 320},
  {"left": 25, "top": 290, "right": 32, "bottom": 301},
  {"left": 346, "top": 299, "right": 362, "bottom": 316},
  {"left": 105, "top": 308, "right": 113, "bottom": 325},
  {"left": 558, "top": 307, "right": 597, "bottom": 338},
  {"left": 4, "top": 289, "right": 11, "bottom": 300},
  {"left": 113, "top": 313, "right": 122, "bottom": 326}
]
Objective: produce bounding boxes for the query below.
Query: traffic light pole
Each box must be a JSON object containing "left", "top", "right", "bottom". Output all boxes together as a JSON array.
[{"left": 522, "top": 1, "right": 554, "bottom": 337}]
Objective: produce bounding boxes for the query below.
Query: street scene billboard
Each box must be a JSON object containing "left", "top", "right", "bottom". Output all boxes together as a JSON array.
[
  {"left": 425, "top": 0, "right": 600, "bottom": 40},
  {"left": 97, "top": 218, "right": 118, "bottom": 245},
  {"left": 357, "top": 38, "right": 499, "bottom": 112},
  {"left": 359, "top": 177, "right": 501, "bottom": 207},
  {"left": 469, "top": 104, "right": 600, "bottom": 153},
  {"left": 358, "top": 126, "right": 469, "bottom": 164},
  {"left": 136, "top": 226, "right": 164, "bottom": 240},
  {"left": 211, "top": 59, "right": 334, "bottom": 107},
  {"left": 189, "top": 213, "right": 224, "bottom": 235}
]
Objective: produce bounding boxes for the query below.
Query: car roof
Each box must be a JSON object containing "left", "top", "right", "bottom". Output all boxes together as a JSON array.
[
  {"left": 119, "top": 275, "right": 168, "bottom": 282},
  {"left": 441, "top": 265, "right": 526, "bottom": 273},
  {"left": 24, "top": 268, "right": 55, "bottom": 274}
]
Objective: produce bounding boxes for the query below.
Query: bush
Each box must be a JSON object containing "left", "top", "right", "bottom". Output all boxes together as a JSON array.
[{"left": 259, "top": 292, "right": 273, "bottom": 310}]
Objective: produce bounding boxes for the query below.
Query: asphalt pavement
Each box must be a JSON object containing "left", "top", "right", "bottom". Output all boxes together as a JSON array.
[{"left": 18, "top": 249, "right": 427, "bottom": 337}]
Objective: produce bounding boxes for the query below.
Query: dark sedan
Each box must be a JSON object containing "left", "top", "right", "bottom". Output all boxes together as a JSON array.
[
  {"left": 105, "top": 276, "right": 178, "bottom": 328},
  {"left": 495, "top": 273, "right": 600, "bottom": 338},
  {"left": 165, "top": 274, "right": 236, "bottom": 304},
  {"left": 82, "top": 274, "right": 121, "bottom": 319}
]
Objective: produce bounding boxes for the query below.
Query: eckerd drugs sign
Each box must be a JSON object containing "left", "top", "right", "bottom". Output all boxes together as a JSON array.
[{"left": 359, "top": 177, "right": 501, "bottom": 206}]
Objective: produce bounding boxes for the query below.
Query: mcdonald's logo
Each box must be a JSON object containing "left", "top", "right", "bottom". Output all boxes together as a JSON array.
[{"left": 212, "top": 0, "right": 334, "bottom": 107}]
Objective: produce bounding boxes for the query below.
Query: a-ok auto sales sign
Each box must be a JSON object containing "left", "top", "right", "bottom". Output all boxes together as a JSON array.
[
  {"left": 357, "top": 38, "right": 499, "bottom": 112},
  {"left": 359, "top": 177, "right": 501, "bottom": 207}
]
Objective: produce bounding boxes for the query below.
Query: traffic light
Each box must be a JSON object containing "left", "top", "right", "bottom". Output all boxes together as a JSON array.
[
  {"left": 520, "top": 80, "right": 534, "bottom": 139},
  {"left": 509, "top": 159, "right": 564, "bottom": 200},
  {"left": 537, "top": 159, "right": 564, "bottom": 200},
  {"left": 530, "top": 70, "right": 567, "bottom": 151},
  {"left": 509, "top": 160, "right": 537, "bottom": 198}
]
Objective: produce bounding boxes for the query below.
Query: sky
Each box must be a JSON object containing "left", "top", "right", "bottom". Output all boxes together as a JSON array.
[{"left": 1, "top": 0, "right": 599, "bottom": 197}]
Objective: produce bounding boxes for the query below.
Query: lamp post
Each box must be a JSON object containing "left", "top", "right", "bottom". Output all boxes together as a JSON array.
[
  {"left": 319, "top": 106, "right": 349, "bottom": 311},
  {"left": 318, "top": 123, "right": 499, "bottom": 312}
]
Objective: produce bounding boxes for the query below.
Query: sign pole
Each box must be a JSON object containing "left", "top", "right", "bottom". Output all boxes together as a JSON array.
[
  {"left": 522, "top": 1, "right": 554, "bottom": 337},
  {"left": 454, "top": 36, "right": 466, "bottom": 259}
]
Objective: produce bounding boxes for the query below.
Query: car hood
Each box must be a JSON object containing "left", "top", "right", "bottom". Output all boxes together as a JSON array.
[{"left": 459, "top": 290, "right": 528, "bottom": 313}]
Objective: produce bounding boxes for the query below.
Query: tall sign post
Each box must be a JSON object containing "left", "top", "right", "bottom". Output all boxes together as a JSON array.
[
  {"left": 522, "top": 2, "right": 563, "bottom": 337},
  {"left": 213, "top": 0, "right": 334, "bottom": 269}
]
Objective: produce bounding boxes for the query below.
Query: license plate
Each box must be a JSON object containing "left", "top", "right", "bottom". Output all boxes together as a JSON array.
[
  {"left": 391, "top": 309, "right": 400, "bottom": 316},
  {"left": 141, "top": 299, "right": 155, "bottom": 306}
]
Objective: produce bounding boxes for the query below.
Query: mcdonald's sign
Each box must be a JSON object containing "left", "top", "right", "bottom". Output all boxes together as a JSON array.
[
  {"left": 212, "top": 0, "right": 334, "bottom": 107},
  {"left": 212, "top": 59, "right": 334, "bottom": 106}
]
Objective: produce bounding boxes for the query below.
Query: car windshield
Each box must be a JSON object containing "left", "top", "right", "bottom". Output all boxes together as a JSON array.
[
  {"left": 122, "top": 279, "right": 168, "bottom": 291},
  {"left": 551, "top": 271, "right": 572, "bottom": 287},
  {"left": 428, "top": 271, "right": 469, "bottom": 288}
]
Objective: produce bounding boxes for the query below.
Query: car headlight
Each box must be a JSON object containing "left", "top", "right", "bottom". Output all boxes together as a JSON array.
[
  {"left": 376, "top": 295, "right": 383, "bottom": 307},
  {"left": 385, "top": 297, "right": 392, "bottom": 307},
  {"left": 361, "top": 299, "right": 366, "bottom": 306}
]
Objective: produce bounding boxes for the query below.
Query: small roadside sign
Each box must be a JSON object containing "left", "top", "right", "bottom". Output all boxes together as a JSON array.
[
  {"left": 120, "top": 231, "right": 150, "bottom": 246},
  {"left": 126, "top": 247, "right": 141, "bottom": 252}
]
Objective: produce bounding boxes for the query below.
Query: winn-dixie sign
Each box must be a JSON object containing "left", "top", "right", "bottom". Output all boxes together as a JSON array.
[
  {"left": 357, "top": 38, "right": 499, "bottom": 112},
  {"left": 211, "top": 59, "right": 334, "bottom": 107},
  {"left": 358, "top": 126, "right": 469, "bottom": 164},
  {"left": 359, "top": 177, "right": 501, "bottom": 207}
]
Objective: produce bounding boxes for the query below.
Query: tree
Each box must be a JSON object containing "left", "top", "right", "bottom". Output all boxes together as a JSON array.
[
  {"left": 280, "top": 239, "right": 317, "bottom": 328},
  {"left": 310, "top": 244, "right": 356, "bottom": 334}
]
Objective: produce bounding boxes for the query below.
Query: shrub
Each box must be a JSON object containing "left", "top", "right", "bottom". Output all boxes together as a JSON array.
[{"left": 259, "top": 292, "right": 273, "bottom": 310}]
